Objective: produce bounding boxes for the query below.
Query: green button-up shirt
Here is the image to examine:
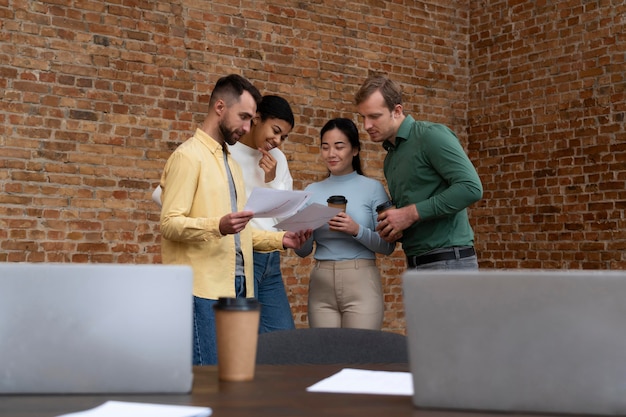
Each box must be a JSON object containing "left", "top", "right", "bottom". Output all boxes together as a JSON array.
[{"left": 383, "top": 115, "right": 483, "bottom": 257}]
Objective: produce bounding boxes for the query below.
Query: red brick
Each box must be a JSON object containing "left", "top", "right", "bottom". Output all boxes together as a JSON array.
[{"left": 1, "top": 0, "right": 623, "bottom": 332}]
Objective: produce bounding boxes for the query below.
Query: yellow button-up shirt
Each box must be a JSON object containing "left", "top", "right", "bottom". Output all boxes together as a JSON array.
[{"left": 160, "top": 128, "right": 285, "bottom": 299}]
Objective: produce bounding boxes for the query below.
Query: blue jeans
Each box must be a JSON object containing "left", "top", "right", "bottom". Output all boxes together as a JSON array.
[
  {"left": 192, "top": 275, "right": 246, "bottom": 365},
  {"left": 253, "top": 251, "right": 295, "bottom": 333}
]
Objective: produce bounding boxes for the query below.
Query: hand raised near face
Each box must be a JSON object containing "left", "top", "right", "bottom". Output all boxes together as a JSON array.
[{"left": 258, "top": 148, "right": 278, "bottom": 183}]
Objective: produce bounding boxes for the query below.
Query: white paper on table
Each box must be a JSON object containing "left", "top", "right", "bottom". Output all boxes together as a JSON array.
[
  {"left": 274, "top": 203, "right": 341, "bottom": 232},
  {"left": 56, "top": 400, "right": 212, "bottom": 417},
  {"left": 306, "top": 368, "right": 413, "bottom": 396},
  {"left": 243, "top": 187, "right": 311, "bottom": 218}
]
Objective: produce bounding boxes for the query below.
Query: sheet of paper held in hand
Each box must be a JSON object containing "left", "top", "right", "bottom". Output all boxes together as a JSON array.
[
  {"left": 243, "top": 188, "right": 312, "bottom": 218},
  {"left": 274, "top": 203, "right": 341, "bottom": 232},
  {"left": 56, "top": 401, "right": 212, "bottom": 417},
  {"left": 244, "top": 188, "right": 341, "bottom": 232},
  {"left": 306, "top": 368, "right": 413, "bottom": 396}
]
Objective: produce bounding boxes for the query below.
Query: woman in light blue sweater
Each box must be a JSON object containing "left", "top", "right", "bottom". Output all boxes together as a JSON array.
[{"left": 295, "top": 118, "right": 395, "bottom": 329}]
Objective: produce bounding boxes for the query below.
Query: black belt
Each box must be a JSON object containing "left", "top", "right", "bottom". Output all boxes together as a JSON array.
[{"left": 407, "top": 247, "right": 476, "bottom": 268}]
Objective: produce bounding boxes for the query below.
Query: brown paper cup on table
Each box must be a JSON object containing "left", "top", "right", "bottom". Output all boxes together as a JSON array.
[{"left": 213, "top": 297, "right": 261, "bottom": 381}]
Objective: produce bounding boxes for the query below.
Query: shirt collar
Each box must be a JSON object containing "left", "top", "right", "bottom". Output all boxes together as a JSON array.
[
  {"left": 382, "top": 114, "right": 415, "bottom": 151},
  {"left": 328, "top": 171, "right": 359, "bottom": 182},
  {"left": 194, "top": 128, "right": 228, "bottom": 155}
]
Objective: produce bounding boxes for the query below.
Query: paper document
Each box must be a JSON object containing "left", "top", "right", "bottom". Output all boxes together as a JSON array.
[
  {"left": 243, "top": 187, "right": 311, "bottom": 218},
  {"left": 306, "top": 368, "right": 413, "bottom": 396},
  {"left": 152, "top": 185, "right": 162, "bottom": 205},
  {"left": 274, "top": 203, "right": 341, "bottom": 232},
  {"left": 56, "top": 401, "right": 212, "bottom": 417}
]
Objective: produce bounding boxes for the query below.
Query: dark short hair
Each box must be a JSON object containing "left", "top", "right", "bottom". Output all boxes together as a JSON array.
[
  {"left": 354, "top": 75, "right": 402, "bottom": 112},
  {"left": 257, "top": 95, "right": 295, "bottom": 128},
  {"left": 320, "top": 118, "right": 363, "bottom": 176},
  {"left": 209, "top": 74, "right": 262, "bottom": 107}
]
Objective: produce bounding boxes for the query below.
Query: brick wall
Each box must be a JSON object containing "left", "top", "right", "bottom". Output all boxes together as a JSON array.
[
  {"left": 468, "top": 0, "right": 626, "bottom": 270},
  {"left": 1, "top": 0, "right": 624, "bottom": 332}
]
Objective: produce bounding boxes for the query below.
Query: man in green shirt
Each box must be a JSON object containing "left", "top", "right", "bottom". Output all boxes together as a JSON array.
[{"left": 355, "top": 75, "right": 483, "bottom": 269}]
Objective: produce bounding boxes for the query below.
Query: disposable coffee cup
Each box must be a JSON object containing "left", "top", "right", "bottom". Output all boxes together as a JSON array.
[
  {"left": 376, "top": 200, "right": 402, "bottom": 238},
  {"left": 327, "top": 195, "right": 347, "bottom": 211},
  {"left": 376, "top": 200, "right": 395, "bottom": 214},
  {"left": 327, "top": 195, "right": 347, "bottom": 231},
  {"left": 213, "top": 297, "right": 261, "bottom": 381}
]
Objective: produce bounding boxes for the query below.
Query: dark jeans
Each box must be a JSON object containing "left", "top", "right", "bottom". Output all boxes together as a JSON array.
[{"left": 253, "top": 251, "right": 295, "bottom": 333}]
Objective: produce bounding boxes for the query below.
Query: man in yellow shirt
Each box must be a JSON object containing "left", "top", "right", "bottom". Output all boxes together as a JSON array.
[{"left": 159, "top": 74, "right": 310, "bottom": 365}]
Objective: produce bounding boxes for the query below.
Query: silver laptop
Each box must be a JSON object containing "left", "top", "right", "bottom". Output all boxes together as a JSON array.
[
  {"left": 0, "top": 263, "right": 194, "bottom": 394},
  {"left": 403, "top": 269, "right": 626, "bottom": 415}
]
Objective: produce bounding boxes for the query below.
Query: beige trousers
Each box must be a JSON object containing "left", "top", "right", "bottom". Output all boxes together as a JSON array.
[{"left": 308, "top": 259, "right": 383, "bottom": 330}]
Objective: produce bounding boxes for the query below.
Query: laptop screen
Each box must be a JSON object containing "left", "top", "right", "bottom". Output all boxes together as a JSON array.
[
  {"left": 403, "top": 269, "right": 626, "bottom": 415},
  {"left": 0, "top": 263, "right": 193, "bottom": 394}
]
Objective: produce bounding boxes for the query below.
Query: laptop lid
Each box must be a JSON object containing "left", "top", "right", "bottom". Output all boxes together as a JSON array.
[
  {"left": 403, "top": 269, "right": 626, "bottom": 415},
  {"left": 0, "top": 263, "right": 193, "bottom": 394}
]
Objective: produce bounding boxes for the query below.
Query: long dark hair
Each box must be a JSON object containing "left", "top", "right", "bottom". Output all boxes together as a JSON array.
[{"left": 320, "top": 118, "right": 363, "bottom": 175}]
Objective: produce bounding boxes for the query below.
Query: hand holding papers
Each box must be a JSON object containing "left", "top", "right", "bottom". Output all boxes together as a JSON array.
[{"left": 244, "top": 188, "right": 341, "bottom": 232}]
